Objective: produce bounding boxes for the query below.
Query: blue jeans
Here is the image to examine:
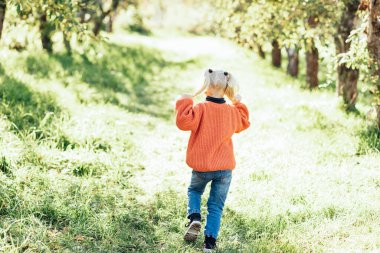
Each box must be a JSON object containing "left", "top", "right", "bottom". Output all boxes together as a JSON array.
[{"left": 187, "top": 170, "right": 232, "bottom": 239}]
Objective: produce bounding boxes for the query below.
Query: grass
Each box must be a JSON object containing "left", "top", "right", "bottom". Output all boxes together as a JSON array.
[
  {"left": 358, "top": 126, "right": 380, "bottom": 154},
  {"left": 0, "top": 31, "right": 380, "bottom": 252},
  {"left": 0, "top": 71, "right": 60, "bottom": 134}
]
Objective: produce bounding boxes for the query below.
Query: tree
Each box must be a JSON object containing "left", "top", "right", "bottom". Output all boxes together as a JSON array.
[
  {"left": 8, "top": 0, "right": 86, "bottom": 52},
  {"left": 92, "top": 0, "right": 127, "bottom": 36},
  {"left": 335, "top": 0, "right": 360, "bottom": 109},
  {"left": 258, "top": 45, "right": 265, "bottom": 59},
  {"left": 271, "top": 39, "right": 281, "bottom": 67},
  {"left": 39, "top": 13, "right": 54, "bottom": 52},
  {"left": 305, "top": 45, "right": 319, "bottom": 88},
  {"left": 93, "top": 0, "right": 112, "bottom": 36},
  {"left": 287, "top": 47, "right": 299, "bottom": 77},
  {"left": 76, "top": 0, "right": 132, "bottom": 36},
  {"left": 5, "top": 0, "right": 133, "bottom": 52},
  {"left": 305, "top": 15, "right": 319, "bottom": 89},
  {"left": 212, "top": 0, "right": 280, "bottom": 63},
  {"left": 367, "top": 0, "right": 380, "bottom": 82},
  {"left": 366, "top": 0, "right": 380, "bottom": 128},
  {"left": 234, "top": 0, "right": 335, "bottom": 84},
  {"left": 0, "top": 0, "right": 5, "bottom": 40},
  {"left": 243, "top": 1, "right": 285, "bottom": 68},
  {"left": 213, "top": 0, "right": 357, "bottom": 93},
  {"left": 106, "top": 0, "right": 120, "bottom": 32}
]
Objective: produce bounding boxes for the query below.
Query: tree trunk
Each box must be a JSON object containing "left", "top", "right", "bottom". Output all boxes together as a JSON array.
[
  {"left": 335, "top": 0, "right": 360, "bottom": 109},
  {"left": 93, "top": 0, "right": 107, "bottom": 36},
  {"left": 79, "top": 9, "right": 86, "bottom": 23},
  {"left": 63, "top": 32, "right": 72, "bottom": 55},
  {"left": 0, "top": 0, "right": 5, "bottom": 40},
  {"left": 367, "top": 0, "right": 380, "bottom": 128},
  {"left": 306, "top": 43, "right": 319, "bottom": 89},
  {"left": 39, "top": 14, "right": 53, "bottom": 53},
  {"left": 93, "top": 9, "right": 111, "bottom": 36},
  {"left": 106, "top": 16, "right": 113, "bottom": 33},
  {"left": 368, "top": 0, "right": 380, "bottom": 81},
  {"left": 286, "top": 47, "right": 299, "bottom": 77},
  {"left": 93, "top": 17, "right": 102, "bottom": 36},
  {"left": 305, "top": 15, "right": 319, "bottom": 89},
  {"left": 106, "top": 0, "right": 120, "bottom": 33},
  {"left": 271, "top": 40, "right": 281, "bottom": 68},
  {"left": 258, "top": 45, "right": 265, "bottom": 59},
  {"left": 338, "top": 65, "right": 359, "bottom": 108}
]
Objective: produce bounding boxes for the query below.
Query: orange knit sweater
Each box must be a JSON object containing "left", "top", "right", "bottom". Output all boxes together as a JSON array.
[{"left": 175, "top": 98, "right": 250, "bottom": 172}]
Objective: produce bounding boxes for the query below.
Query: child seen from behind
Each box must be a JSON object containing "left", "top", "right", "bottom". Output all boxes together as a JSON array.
[{"left": 175, "top": 69, "right": 250, "bottom": 252}]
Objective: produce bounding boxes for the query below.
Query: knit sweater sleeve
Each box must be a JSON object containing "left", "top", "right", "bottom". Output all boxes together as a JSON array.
[
  {"left": 233, "top": 102, "right": 250, "bottom": 133},
  {"left": 175, "top": 98, "right": 202, "bottom": 131}
]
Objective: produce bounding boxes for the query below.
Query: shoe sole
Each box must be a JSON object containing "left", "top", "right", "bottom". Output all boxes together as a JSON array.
[{"left": 184, "top": 221, "right": 201, "bottom": 242}]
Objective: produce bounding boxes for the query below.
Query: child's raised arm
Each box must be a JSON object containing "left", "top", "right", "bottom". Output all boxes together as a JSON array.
[
  {"left": 231, "top": 95, "right": 250, "bottom": 133},
  {"left": 175, "top": 95, "right": 203, "bottom": 131}
]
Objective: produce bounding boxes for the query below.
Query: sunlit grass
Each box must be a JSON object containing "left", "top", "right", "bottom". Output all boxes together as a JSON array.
[{"left": 0, "top": 30, "right": 379, "bottom": 252}]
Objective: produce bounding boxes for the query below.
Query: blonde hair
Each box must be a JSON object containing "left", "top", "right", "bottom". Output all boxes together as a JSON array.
[{"left": 194, "top": 69, "right": 239, "bottom": 101}]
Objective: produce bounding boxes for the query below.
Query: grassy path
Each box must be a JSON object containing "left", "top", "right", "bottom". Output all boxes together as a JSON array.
[
  {"left": 0, "top": 32, "right": 379, "bottom": 252},
  {"left": 126, "top": 34, "right": 380, "bottom": 252}
]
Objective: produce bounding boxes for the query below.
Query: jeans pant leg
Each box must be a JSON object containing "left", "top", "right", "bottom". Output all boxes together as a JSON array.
[
  {"left": 204, "top": 170, "right": 232, "bottom": 239},
  {"left": 187, "top": 171, "right": 209, "bottom": 217}
]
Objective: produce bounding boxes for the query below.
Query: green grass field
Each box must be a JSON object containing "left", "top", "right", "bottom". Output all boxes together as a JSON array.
[{"left": 1, "top": 32, "right": 380, "bottom": 252}]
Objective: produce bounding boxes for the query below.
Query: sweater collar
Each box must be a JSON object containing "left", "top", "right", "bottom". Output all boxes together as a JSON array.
[{"left": 206, "top": 96, "right": 226, "bottom": 104}]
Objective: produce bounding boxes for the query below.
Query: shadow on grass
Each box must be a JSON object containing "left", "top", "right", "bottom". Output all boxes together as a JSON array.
[
  {"left": 1, "top": 174, "right": 309, "bottom": 253},
  {"left": 220, "top": 207, "right": 300, "bottom": 252},
  {"left": 24, "top": 42, "right": 197, "bottom": 119},
  {"left": 344, "top": 105, "right": 361, "bottom": 116},
  {"left": 294, "top": 105, "right": 343, "bottom": 132},
  {"left": 1, "top": 179, "right": 189, "bottom": 252},
  {"left": 0, "top": 65, "right": 61, "bottom": 136}
]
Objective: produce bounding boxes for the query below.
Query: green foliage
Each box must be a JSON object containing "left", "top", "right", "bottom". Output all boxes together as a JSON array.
[
  {"left": 9, "top": 0, "right": 85, "bottom": 33},
  {"left": 212, "top": 0, "right": 339, "bottom": 49},
  {"left": 2, "top": 0, "right": 147, "bottom": 54},
  {"left": 339, "top": 12, "right": 380, "bottom": 105},
  {"left": 210, "top": 0, "right": 380, "bottom": 110}
]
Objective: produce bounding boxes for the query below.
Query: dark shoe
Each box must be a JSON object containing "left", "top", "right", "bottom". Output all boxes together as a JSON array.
[
  {"left": 184, "top": 213, "right": 201, "bottom": 242},
  {"left": 203, "top": 236, "right": 216, "bottom": 252}
]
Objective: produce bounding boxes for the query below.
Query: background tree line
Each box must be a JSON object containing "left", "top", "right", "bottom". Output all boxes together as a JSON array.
[
  {"left": 0, "top": 0, "right": 380, "bottom": 130},
  {"left": 210, "top": 0, "right": 380, "bottom": 129},
  {"left": 0, "top": 0, "right": 146, "bottom": 53}
]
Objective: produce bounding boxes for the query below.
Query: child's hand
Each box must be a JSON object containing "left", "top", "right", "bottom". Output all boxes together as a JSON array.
[{"left": 232, "top": 94, "right": 242, "bottom": 103}]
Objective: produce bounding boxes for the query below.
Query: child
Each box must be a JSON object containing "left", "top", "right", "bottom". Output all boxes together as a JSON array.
[{"left": 175, "top": 69, "right": 250, "bottom": 252}]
